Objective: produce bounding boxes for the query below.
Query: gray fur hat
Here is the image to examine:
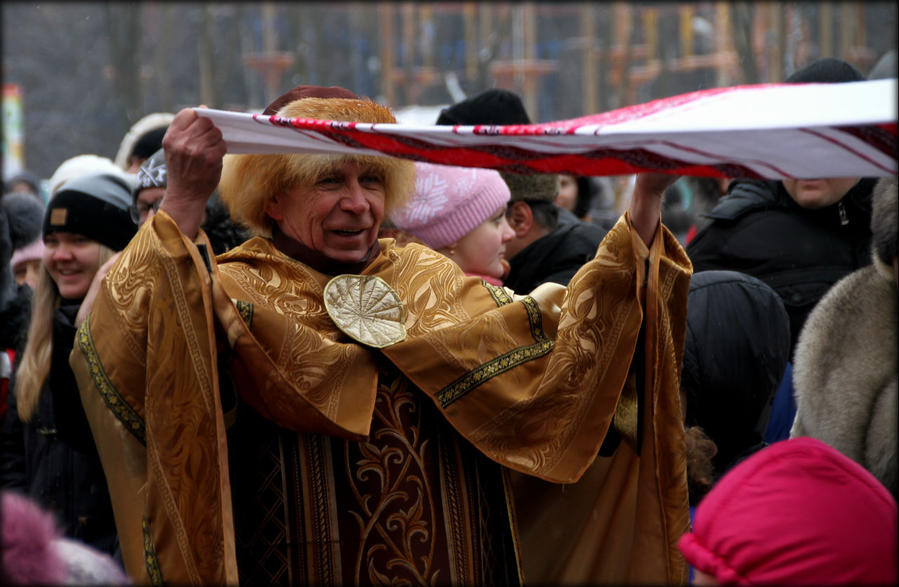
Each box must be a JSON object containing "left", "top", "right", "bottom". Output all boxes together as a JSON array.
[
  {"left": 871, "top": 175, "right": 898, "bottom": 279},
  {"left": 500, "top": 172, "right": 559, "bottom": 203}
]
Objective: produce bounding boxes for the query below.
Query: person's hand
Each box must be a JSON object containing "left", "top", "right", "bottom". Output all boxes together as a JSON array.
[
  {"left": 160, "top": 107, "right": 226, "bottom": 238},
  {"left": 628, "top": 172, "right": 679, "bottom": 247},
  {"left": 75, "top": 252, "right": 122, "bottom": 327}
]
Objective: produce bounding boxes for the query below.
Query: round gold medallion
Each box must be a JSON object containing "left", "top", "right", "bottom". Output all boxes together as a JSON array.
[{"left": 323, "top": 274, "right": 407, "bottom": 348}]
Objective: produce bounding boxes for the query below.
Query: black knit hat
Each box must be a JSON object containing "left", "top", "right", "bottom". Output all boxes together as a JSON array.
[
  {"left": 436, "top": 89, "right": 560, "bottom": 204},
  {"left": 785, "top": 57, "right": 865, "bottom": 84},
  {"left": 43, "top": 172, "right": 138, "bottom": 251},
  {"left": 435, "top": 88, "right": 532, "bottom": 126}
]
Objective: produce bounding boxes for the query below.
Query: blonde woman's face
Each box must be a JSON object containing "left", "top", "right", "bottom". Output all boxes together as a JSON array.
[{"left": 42, "top": 232, "right": 102, "bottom": 300}]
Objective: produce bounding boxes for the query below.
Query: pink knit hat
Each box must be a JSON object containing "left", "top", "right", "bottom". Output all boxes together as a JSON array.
[
  {"left": 10, "top": 237, "right": 45, "bottom": 272},
  {"left": 389, "top": 162, "right": 511, "bottom": 250},
  {"left": 678, "top": 437, "right": 897, "bottom": 585}
]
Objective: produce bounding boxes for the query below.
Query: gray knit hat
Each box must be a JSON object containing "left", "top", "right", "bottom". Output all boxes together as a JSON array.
[{"left": 133, "top": 148, "right": 167, "bottom": 196}]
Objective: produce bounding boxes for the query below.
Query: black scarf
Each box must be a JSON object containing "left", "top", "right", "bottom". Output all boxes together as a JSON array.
[{"left": 270, "top": 224, "right": 381, "bottom": 276}]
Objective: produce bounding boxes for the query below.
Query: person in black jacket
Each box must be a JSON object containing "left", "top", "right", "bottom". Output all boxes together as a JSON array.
[
  {"left": 686, "top": 57, "right": 876, "bottom": 356},
  {"left": 0, "top": 172, "right": 137, "bottom": 559},
  {"left": 681, "top": 270, "right": 791, "bottom": 503},
  {"left": 499, "top": 171, "right": 608, "bottom": 292}
]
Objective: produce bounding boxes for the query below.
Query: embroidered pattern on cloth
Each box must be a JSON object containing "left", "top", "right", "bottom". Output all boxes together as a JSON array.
[
  {"left": 77, "top": 314, "right": 146, "bottom": 444},
  {"left": 142, "top": 517, "right": 163, "bottom": 586},
  {"left": 234, "top": 299, "right": 254, "bottom": 327},
  {"left": 436, "top": 296, "right": 553, "bottom": 408},
  {"left": 483, "top": 281, "right": 515, "bottom": 307},
  {"left": 196, "top": 80, "right": 897, "bottom": 180}
]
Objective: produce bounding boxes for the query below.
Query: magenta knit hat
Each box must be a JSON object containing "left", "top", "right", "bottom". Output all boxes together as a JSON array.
[
  {"left": 678, "top": 437, "right": 897, "bottom": 585},
  {"left": 389, "top": 162, "right": 511, "bottom": 250}
]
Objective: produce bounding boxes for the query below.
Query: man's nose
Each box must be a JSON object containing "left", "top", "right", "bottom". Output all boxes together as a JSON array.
[{"left": 340, "top": 180, "right": 370, "bottom": 213}]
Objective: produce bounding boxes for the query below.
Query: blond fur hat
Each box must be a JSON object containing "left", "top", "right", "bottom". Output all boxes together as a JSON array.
[{"left": 218, "top": 91, "right": 414, "bottom": 238}]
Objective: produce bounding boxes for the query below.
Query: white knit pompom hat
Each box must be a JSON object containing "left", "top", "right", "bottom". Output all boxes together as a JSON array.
[{"left": 389, "top": 162, "right": 510, "bottom": 250}]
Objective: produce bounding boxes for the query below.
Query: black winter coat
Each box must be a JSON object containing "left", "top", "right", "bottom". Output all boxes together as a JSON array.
[
  {"left": 685, "top": 177, "right": 876, "bottom": 355},
  {"left": 0, "top": 303, "right": 118, "bottom": 556},
  {"left": 505, "top": 221, "right": 608, "bottom": 294}
]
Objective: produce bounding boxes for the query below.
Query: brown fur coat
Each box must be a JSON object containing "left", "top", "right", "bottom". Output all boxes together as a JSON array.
[{"left": 791, "top": 264, "right": 897, "bottom": 494}]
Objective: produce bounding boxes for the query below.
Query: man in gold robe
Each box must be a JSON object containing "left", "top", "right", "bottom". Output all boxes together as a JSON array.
[{"left": 70, "top": 86, "right": 691, "bottom": 585}]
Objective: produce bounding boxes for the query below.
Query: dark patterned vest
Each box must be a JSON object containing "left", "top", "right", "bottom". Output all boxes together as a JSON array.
[{"left": 227, "top": 359, "right": 522, "bottom": 585}]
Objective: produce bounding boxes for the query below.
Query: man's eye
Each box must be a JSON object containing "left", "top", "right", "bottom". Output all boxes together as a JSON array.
[{"left": 360, "top": 175, "right": 384, "bottom": 186}]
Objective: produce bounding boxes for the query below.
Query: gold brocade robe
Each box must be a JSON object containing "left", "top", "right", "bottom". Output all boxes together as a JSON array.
[{"left": 70, "top": 210, "right": 691, "bottom": 585}]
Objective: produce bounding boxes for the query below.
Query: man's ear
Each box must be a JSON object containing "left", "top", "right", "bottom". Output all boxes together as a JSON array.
[
  {"left": 507, "top": 201, "right": 533, "bottom": 238},
  {"left": 264, "top": 195, "right": 283, "bottom": 221}
]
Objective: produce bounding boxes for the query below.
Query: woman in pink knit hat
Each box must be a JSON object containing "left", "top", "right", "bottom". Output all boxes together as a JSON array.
[{"left": 388, "top": 161, "right": 514, "bottom": 285}]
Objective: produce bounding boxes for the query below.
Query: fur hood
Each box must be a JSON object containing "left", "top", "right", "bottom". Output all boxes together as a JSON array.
[{"left": 791, "top": 264, "right": 897, "bottom": 494}]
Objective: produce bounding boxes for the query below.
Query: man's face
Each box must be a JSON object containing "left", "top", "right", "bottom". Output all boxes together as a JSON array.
[
  {"left": 265, "top": 160, "right": 386, "bottom": 263},
  {"left": 133, "top": 187, "right": 165, "bottom": 224},
  {"left": 781, "top": 177, "right": 860, "bottom": 209}
]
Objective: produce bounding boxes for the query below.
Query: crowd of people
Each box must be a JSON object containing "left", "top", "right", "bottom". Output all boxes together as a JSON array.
[{"left": 0, "top": 55, "right": 895, "bottom": 586}]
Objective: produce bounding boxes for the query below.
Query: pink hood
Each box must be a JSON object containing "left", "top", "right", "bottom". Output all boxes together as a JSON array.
[{"left": 678, "top": 437, "right": 897, "bottom": 585}]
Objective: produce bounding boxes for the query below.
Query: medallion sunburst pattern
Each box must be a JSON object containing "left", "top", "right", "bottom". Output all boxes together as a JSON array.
[{"left": 324, "top": 274, "right": 407, "bottom": 348}]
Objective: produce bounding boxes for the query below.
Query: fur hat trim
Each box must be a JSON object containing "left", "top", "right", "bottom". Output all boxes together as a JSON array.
[{"left": 219, "top": 96, "right": 414, "bottom": 238}]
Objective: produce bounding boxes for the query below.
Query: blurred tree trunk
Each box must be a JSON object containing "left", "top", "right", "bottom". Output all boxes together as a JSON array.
[
  {"left": 731, "top": 2, "right": 759, "bottom": 84},
  {"left": 770, "top": 3, "right": 786, "bottom": 82},
  {"left": 581, "top": 3, "right": 597, "bottom": 115},
  {"left": 378, "top": 5, "right": 395, "bottom": 106},
  {"left": 596, "top": 4, "right": 613, "bottom": 112},
  {"left": 348, "top": 3, "right": 365, "bottom": 96},
  {"left": 104, "top": 3, "right": 142, "bottom": 124},
  {"left": 286, "top": 3, "right": 308, "bottom": 93},
  {"left": 151, "top": 4, "right": 175, "bottom": 111},
  {"left": 238, "top": 5, "right": 261, "bottom": 111},
  {"left": 476, "top": 4, "right": 508, "bottom": 92},
  {"left": 198, "top": 5, "right": 215, "bottom": 106},
  {"left": 609, "top": 3, "right": 634, "bottom": 109}
]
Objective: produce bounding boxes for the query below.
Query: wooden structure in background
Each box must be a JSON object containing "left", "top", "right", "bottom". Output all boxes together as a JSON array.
[{"left": 370, "top": 1, "right": 878, "bottom": 118}]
